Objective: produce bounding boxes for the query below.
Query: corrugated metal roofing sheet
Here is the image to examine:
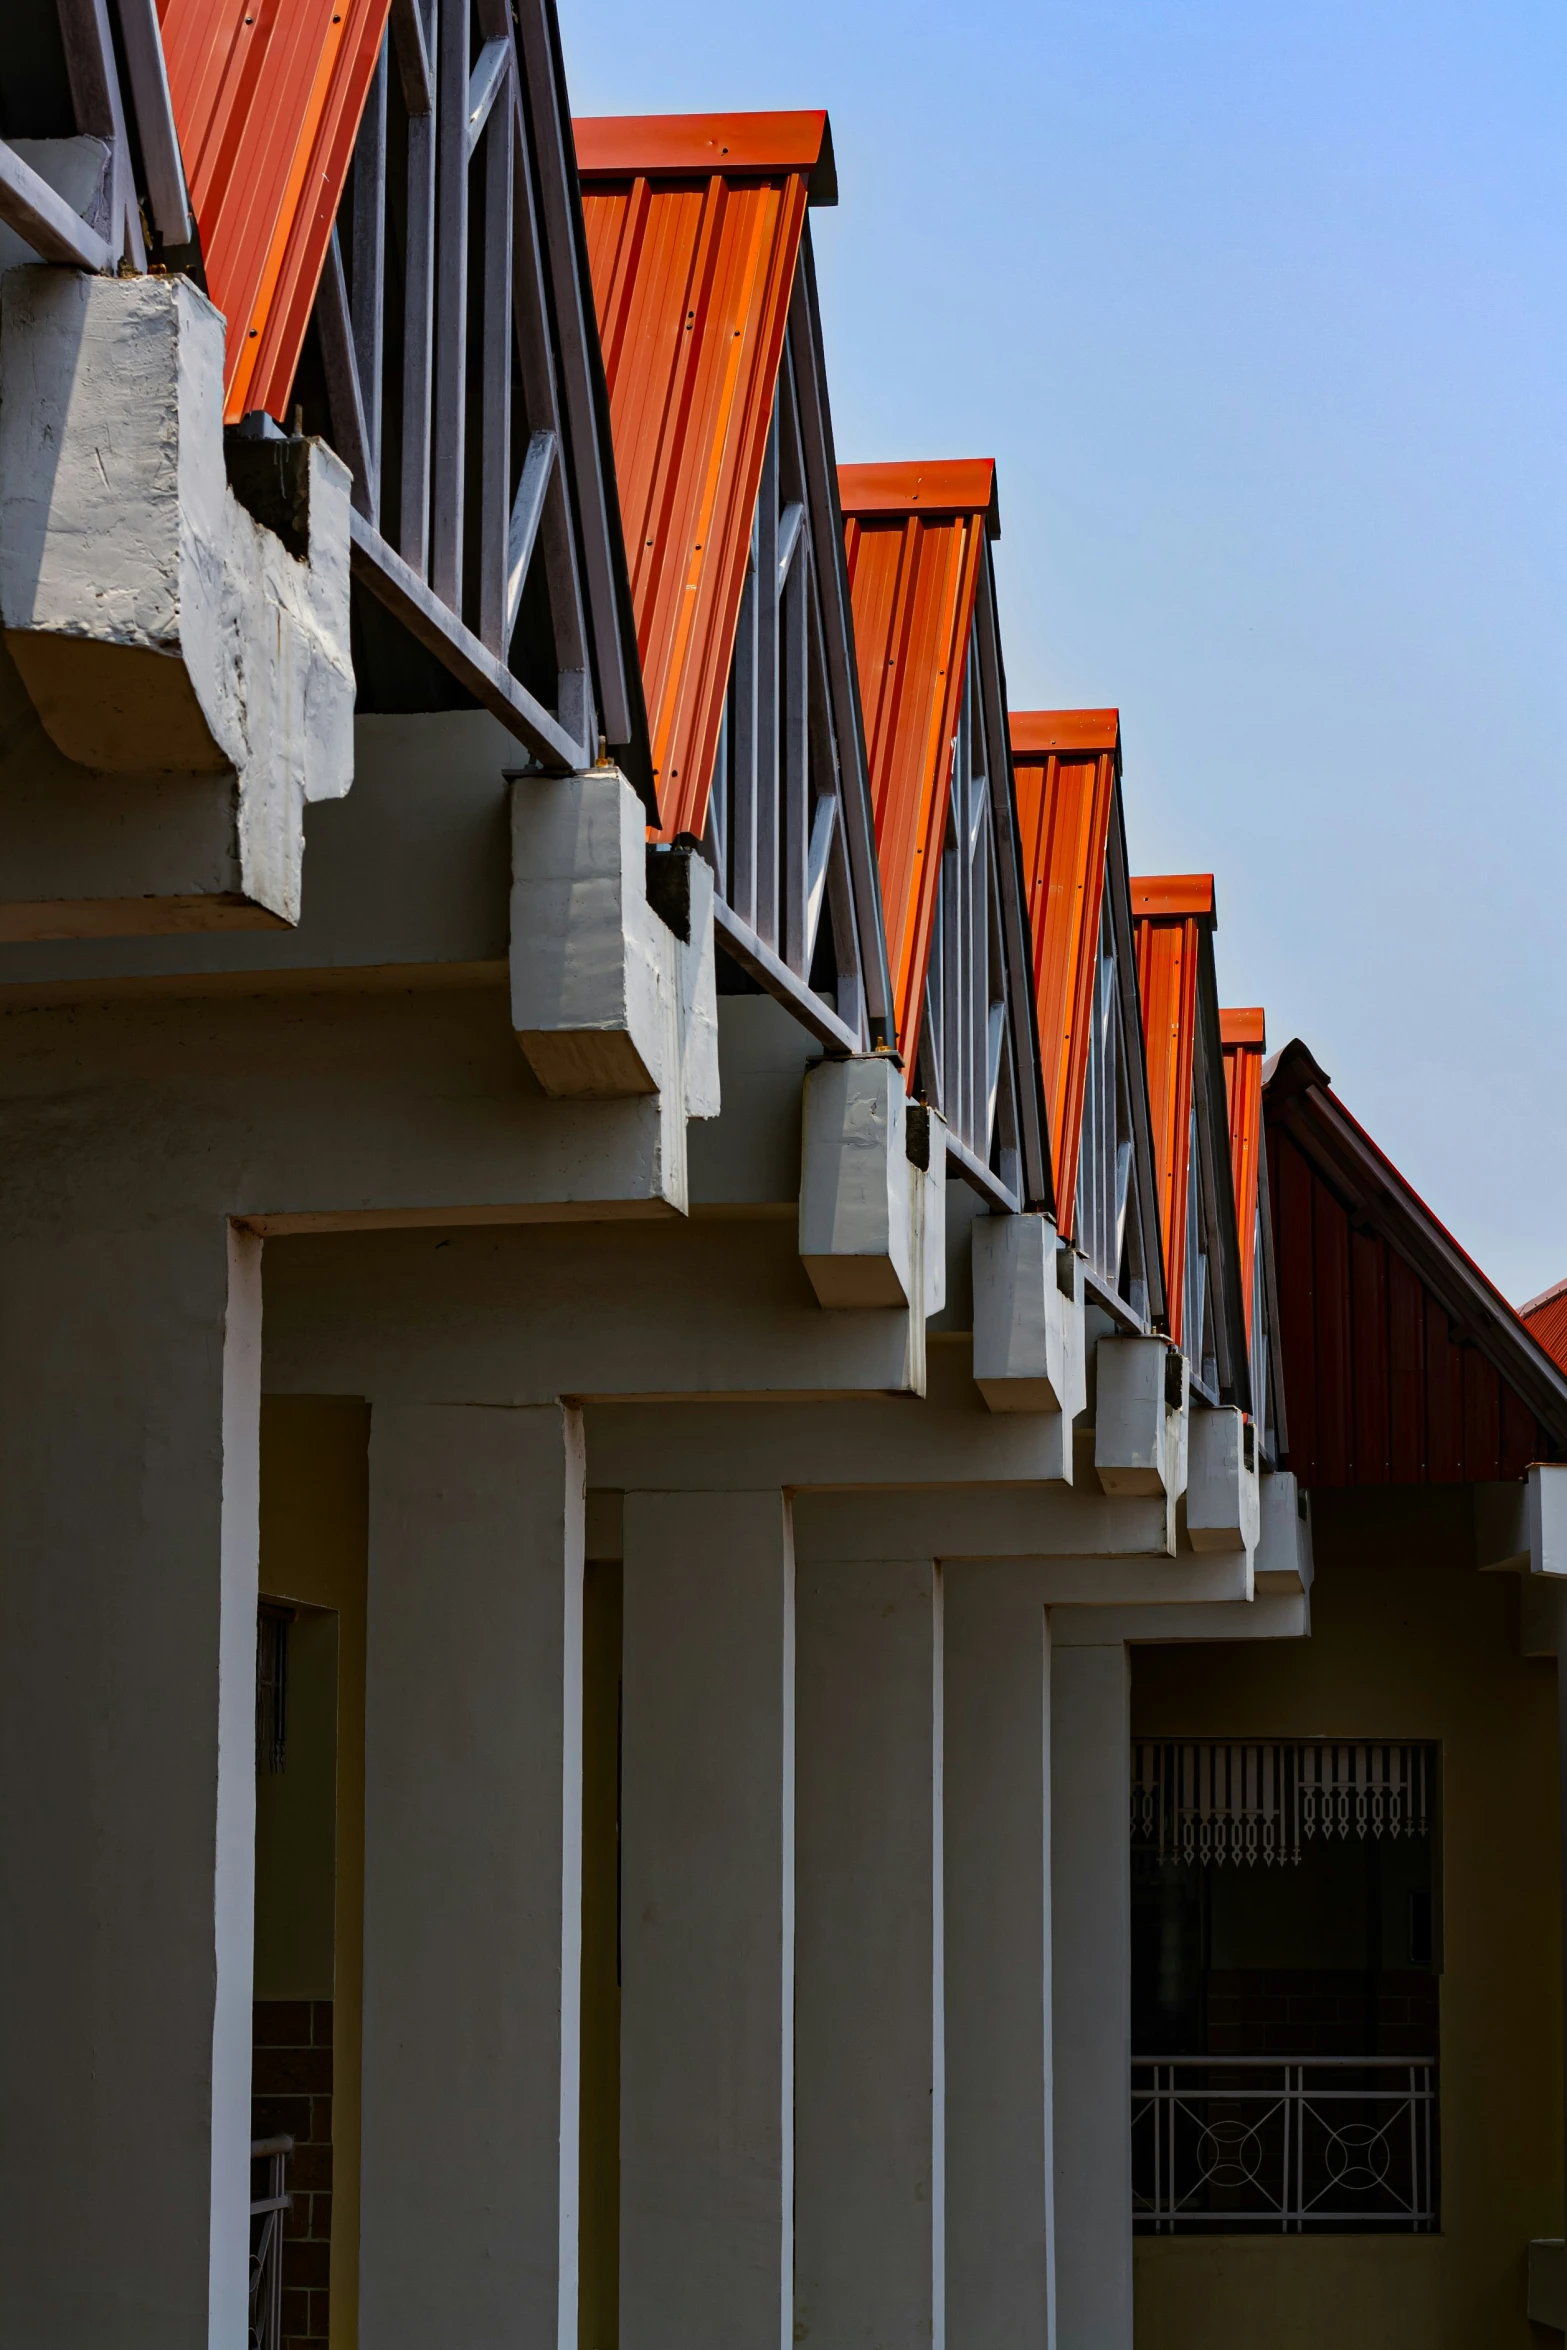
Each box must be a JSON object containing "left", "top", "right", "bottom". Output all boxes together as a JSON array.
[
  {"left": 1265, "top": 1039, "right": 1567, "bottom": 1481},
  {"left": 839, "top": 459, "right": 996, "bottom": 1056},
  {"left": 1220, "top": 1007, "right": 1266, "bottom": 1344},
  {"left": 576, "top": 110, "right": 830, "bottom": 842},
  {"left": 1133, "top": 878, "right": 1215, "bottom": 1349},
  {"left": 160, "top": 0, "right": 392, "bottom": 423},
  {"left": 1010, "top": 710, "right": 1118, "bottom": 1240},
  {"left": 1522, "top": 1277, "right": 1567, "bottom": 1376}
]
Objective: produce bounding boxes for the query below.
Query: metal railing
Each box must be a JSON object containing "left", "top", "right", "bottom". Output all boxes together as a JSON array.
[
  {"left": 249, "top": 2134, "right": 294, "bottom": 2350},
  {"left": 1132, "top": 2057, "right": 1436, "bottom": 2234}
]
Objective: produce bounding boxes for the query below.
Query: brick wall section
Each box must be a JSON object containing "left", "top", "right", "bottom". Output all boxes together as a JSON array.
[
  {"left": 252, "top": 2000, "right": 333, "bottom": 2350},
  {"left": 1205, "top": 1968, "right": 1439, "bottom": 2058}
]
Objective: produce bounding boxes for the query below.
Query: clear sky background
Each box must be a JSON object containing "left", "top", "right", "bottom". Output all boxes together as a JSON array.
[{"left": 562, "top": 0, "right": 1565, "bottom": 1306}]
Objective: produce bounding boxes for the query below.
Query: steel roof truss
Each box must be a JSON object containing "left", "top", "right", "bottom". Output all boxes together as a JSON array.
[
  {"left": 703, "top": 316, "right": 880, "bottom": 1055},
  {"left": 318, "top": 0, "right": 624, "bottom": 771}
]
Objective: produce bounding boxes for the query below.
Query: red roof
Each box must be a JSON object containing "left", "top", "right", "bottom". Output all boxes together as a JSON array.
[
  {"left": 1221, "top": 1008, "right": 1267, "bottom": 1343},
  {"left": 1522, "top": 1277, "right": 1567, "bottom": 1377},
  {"left": 577, "top": 111, "right": 831, "bottom": 841},
  {"left": 1009, "top": 710, "right": 1119, "bottom": 1241},
  {"left": 839, "top": 459, "right": 997, "bottom": 1058},
  {"left": 1133, "top": 876, "right": 1217, "bottom": 1349},
  {"left": 1265, "top": 1041, "right": 1567, "bottom": 1482},
  {"left": 160, "top": 0, "right": 392, "bottom": 423}
]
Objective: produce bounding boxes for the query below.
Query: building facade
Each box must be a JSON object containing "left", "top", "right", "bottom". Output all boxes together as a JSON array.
[{"left": 0, "top": 7, "right": 1550, "bottom": 2349}]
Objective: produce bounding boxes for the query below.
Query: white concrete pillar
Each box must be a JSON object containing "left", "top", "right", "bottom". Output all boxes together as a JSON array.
[
  {"left": 795, "top": 1556, "right": 943, "bottom": 2348},
  {"left": 0, "top": 1218, "right": 261, "bottom": 2348},
  {"left": 944, "top": 1564, "right": 1055, "bottom": 2349},
  {"left": 620, "top": 1490, "right": 795, "bottom": 2350},
  {"left": 1050, "top": 1634, "right": 1132, "bottom": 2350},
  {"left": 359, "top": 1401, "right": 585, "bottom": 2349}
]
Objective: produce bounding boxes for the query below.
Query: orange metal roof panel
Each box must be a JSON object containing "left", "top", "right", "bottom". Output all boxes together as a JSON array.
[
  {"left": 1221, "top": 1008, "right": 1267, "bottom": 1342},
  {"left": 1131, "top": 873, "right": 1216, "bottom": 923},
  {"left": 1010, "top": 712, "right": 1116, "bottom": 1241},
  {"left": 160, "top": 0, "right": 392, "bottom": 423},
  {"left": 578, "top": 118, "right": 815, "bottom": 840},
  {"left": 1135, "top": 909, "right": 1202, "bottom": 1347},
  {"left": 1522, "top": 1277, "right": 1567, "bottom": 1377},
  {"left": 575, "top": 109, "right": 836, "bottom": 201},
  {"left": 840, "top": 465, "right": 993, "bottom": 1056},
  {"left": 1011, "top": 708, "right": 1119, "bottom": 757}
]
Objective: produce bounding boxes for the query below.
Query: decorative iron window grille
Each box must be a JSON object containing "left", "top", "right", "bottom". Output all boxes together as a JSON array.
[
  {"left": 1133, "top": 2057, "right": 1436, "bottom": 2234},
  {"left": 255, "top": 1605, "right": 294, "bottom": 1777},
  {"left": 1131, "top": 1740, "right": 1436, "bottom": 1869}
]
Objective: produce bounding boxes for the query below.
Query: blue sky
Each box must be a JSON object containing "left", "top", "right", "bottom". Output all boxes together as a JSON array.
[{"left": 562, "top": 0, "right": 1566, "bottom": 1304}]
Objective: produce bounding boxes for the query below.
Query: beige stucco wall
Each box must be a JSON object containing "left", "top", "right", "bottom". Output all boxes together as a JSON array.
[{"left": 1131, "top": 1485, "right": 1562, "bottom": 2350}]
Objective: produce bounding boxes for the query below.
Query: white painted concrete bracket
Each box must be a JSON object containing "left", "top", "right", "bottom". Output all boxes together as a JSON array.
[
  {"left": 1255, "top": 1468, "right": 1314, "bottom": 1595},
  {"left": 510, "top": 768, "right": 719, "bottom": 1148},
  {"left": 972, "top": 1211, "right": 1086, "bottom": 1419},
  {"left": 1095, "top": 1335, "right": 1187, "bottom": 1511},
  {"left": 1186, "top": 1405, "right": 1261, "bottom": 1554},
  {"left": 799, "top": 1054, "right": 914, "bottom": 1309},
  {"left": 0, "top": 270, "right": 353, "bottom": 926}
]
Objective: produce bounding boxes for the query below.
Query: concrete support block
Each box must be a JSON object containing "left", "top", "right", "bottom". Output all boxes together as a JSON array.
[
  {"left": 1255, "top": 1468, "right": 1314, "bottom": 1594},
  {"left": 511, "top": 770, "right": 719, "bottom": 1112},
  {"left": 620, "top": 1491, "right": 795, "bottom": 2350},
  {"left": 796, "top": 1557, "right": 943, "bottom": 2350},
  {"left": 972, "top": 1212, "right": 1085, "bottom": 1418},
  {"left": 945, "top": 1565, "right": 1054, "bottom": 2349},
  {"left": 1185, "top": 1405, "right": 1260, "bottom": 1553},
  {"left": 359, "top": 1401, "right": 585, "bottom": 2350},
  {"left": 0, "top": 1216, "right": 260, "bottom": 2347},
  {"left": 799, "top": 1053, "right": 911, "bottom": 1308},
  {"left": 1531, "top": 1464, "right": 1567, "bottom": 1578},
  {"left": 0, "top": 270, "right": 353, "bottom": 927},
  {"left": 1095, "top": 1334, "right": 1185, "bottom": 1499},
  {"left": 1051, "top": 1637, "right": 1133, "bottom": 2350}
]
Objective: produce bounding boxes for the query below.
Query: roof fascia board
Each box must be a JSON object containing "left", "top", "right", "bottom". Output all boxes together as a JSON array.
[{"left": 573, "top": 107, "right": 836, "bottom": 203}]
